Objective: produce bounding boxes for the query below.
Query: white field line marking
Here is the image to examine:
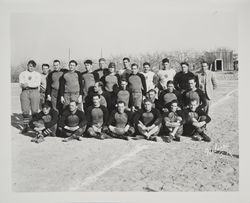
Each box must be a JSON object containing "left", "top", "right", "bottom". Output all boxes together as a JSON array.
[
  {"left": 211, "top": 89, "right": 238, "bottom": 108},
  {"left": 69, "top": 88, "right": 238, "bottom": 190},
  {"left": 69, "top": 144, "right": 148, "bottom": 191}
]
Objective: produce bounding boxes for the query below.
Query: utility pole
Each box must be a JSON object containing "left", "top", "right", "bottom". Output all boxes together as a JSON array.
[{"left": 68, "top": 48, "right": 71, "bottom": 61}]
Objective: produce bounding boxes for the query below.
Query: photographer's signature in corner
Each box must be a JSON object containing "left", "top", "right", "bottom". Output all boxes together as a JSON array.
[{"left": 204, "top": 143, "right": 239, "bottom": 159}]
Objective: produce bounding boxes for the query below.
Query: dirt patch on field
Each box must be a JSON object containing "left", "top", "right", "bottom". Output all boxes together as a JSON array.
[
  {"left": 11, "top": 80, "right": 238, "bottom": 192},
  {"left": 85, "top": 89, "right": 238, "bottom": 192}
]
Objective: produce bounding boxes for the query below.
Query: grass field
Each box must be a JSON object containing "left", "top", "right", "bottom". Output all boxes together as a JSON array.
[{"left": 11, "top": 74, "right": 238, "bottom": 192}]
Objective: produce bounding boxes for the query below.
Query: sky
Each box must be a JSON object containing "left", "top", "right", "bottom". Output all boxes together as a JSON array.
[{"left": 10, "top": 0, "right": 238, "bottom": 66}]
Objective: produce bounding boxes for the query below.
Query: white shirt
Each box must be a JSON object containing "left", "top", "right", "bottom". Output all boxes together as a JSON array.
[
  {"left": 157, "top": 68, "right": 176, "bottom": 86},
  {"left": 19, "top": 70, "right": 41, "bottom": 88},
  {"left": 141, "top": 71, "right": 156, "bottom": 92}
]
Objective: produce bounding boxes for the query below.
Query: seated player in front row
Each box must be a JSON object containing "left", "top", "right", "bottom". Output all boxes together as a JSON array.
[
  {"left": 107, "top": 101, "right": 135, "bottom": 140},
  {"left": 162, "top": 100, "right": 185, "bottom": 143},
  {"left": 133, "top": 98, "right": 162, "bottom": 141},
  {"left": 85, "top": 94, "right": 110, "bottom": 140},
  {"left": 58, "top": 100, "right": 87, "bottom": 142},
  {"left": 29, "top": 101, "right": 58, "bottom": 143},
  {"left": 183, "top": 99, "right": 211, "bottom": 142}
]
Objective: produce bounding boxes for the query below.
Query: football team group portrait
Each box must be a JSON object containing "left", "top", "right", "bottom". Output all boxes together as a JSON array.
[
  {"left": 18, "top": 58, "right": 215, "bottom": 143},
  {"left": 10, "top": 2, "right": 239, "bottom": 193}
]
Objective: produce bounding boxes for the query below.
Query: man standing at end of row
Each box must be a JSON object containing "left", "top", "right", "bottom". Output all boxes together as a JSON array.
[
  {"left": 197, "top": 61, "right": 217, "bottom": 114},
  {"left": 19, "top": 60, "right": 41, "bottom": 133}
]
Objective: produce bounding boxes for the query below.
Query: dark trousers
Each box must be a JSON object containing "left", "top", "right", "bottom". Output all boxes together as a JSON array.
[
  {"left": 59, "top": 126, "right": 86, "bottom": 137},
  {"left": 183, "top": 115, "right": 207, "bottom": 137}
]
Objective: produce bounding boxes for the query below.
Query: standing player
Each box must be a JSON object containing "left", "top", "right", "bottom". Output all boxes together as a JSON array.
[
  {"left": 174, "top": 62, "right": 198, "bottom": 93},
  {"left": 19, "top": 60, "right": 41, "bottom": 133},
  {"left": 141, "top": 62, "right": 158, "bottom": 94},
  {"left": 126, "top": 63, "right": 147, "bottom": 110},
  {"left": 133, "top": 99, "right": 162, "bottom": 141},
  {"left": 85, "top": 94, "right": 110, "bottom": 139},
  {"left": 197, "top": 61, "right": 217, "bottom": 114},
  {"left": 107, "top": 101, "right": 135, "bottom": 140},
  {"left": 58, "top": 100, "right": 87, "bottom": 142},
  {"left": 40, "top": 64, "right": 50, "bottom": 109},
  {"left": 59, "top": 60, "right": 83, "bottom": 109},
  {"left": 101, "top": 62, "right": 120, "bottom": 110},
  {"left": 101, "top": 62, "right": 120, "bottom": 93},
  {"left": 93, "top": 58, "right": 109, "bottom": 80},
  {"left": 46, "top": 60, "right": 65, "bottom": 112},
  {"left": 115, "top": 79, "right": 133, "bottom": 111},
  {"left": 29, "top": 101, "right": 58, "bottom": 143},
  {"left": 156, "top": 58, "right": 176, "bottom": 93},
  {"left": 81, "top": 60, "right": 99, "bottom": 102},
  {"left": 118, "top": 57, "right": 132, "bottom": 80},
  {"left": 183, "top": 99, "right": 211, "bottom": 142}
]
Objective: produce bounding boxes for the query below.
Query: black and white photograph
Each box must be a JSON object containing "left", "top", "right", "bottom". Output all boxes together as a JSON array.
[{"left": 1, "top": 0, "right": 250, "bottom": 202}]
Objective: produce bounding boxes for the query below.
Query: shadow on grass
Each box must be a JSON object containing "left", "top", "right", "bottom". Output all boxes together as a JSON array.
[
  {"left": 11, "top": 113, "right": 23, "bottom": 130},
  {"left": 11, "top": 113, "right": 36, "bottom": 138}
]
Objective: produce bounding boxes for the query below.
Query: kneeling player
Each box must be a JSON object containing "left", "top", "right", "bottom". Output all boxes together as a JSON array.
[
  {"left": 58, "top": 100, "right": 87, "bottom": 142},
  {"left": 184, "top": 99, "right": 211, "bottom": 142},
  {"left": 134, "top": 99, "right": 162, "bottom": 141},
  {"left": 85, "top": 94, "right": 110, "bottom": 139},
  {"left": 162, "top": 100, "right": 185, "bottom": 142},
  {"left": 107, "top": 101, "right": 135, "bottom": 140},
  {"left": 29, "top": 101, "right": 58, "bottom": 143}
]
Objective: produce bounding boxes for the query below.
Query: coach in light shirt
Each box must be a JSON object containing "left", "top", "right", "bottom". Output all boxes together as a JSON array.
[{"left": 19, "top": 60, "right": 41, "bottom": 133}]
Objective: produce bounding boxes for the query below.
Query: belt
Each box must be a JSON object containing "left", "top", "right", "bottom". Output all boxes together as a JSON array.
[
  {"left": 131, "top": 90, "right": 142, "bottom": 93},
  {"left": 22, "top": 87, "right": 38, "bottom": 90},
  {"left": 64, "top": 91, "right": 80, "bottom": 94}
]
